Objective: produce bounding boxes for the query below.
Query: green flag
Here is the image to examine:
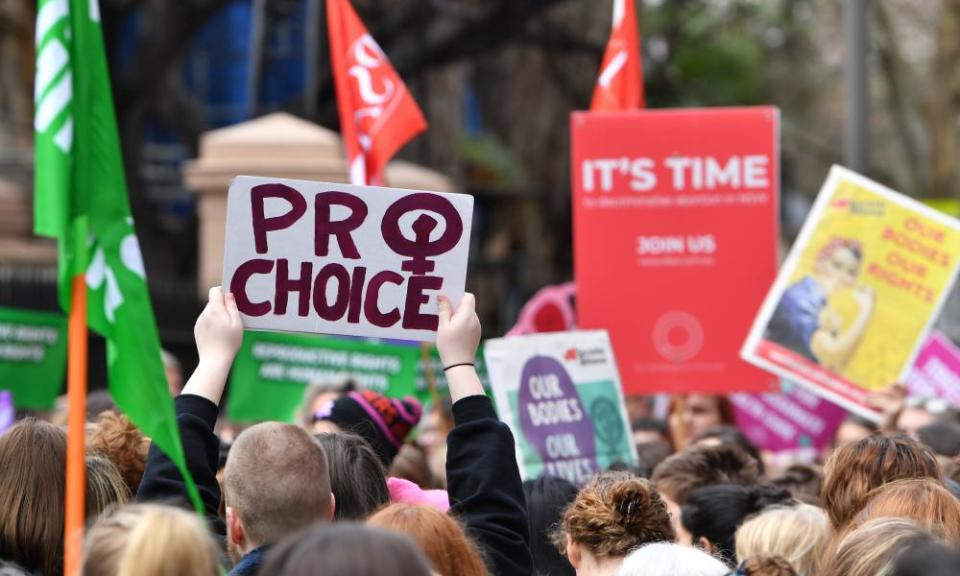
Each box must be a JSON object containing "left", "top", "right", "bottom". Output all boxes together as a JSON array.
[{"left": 34, "top": 0, "right": 202, "bottom": 511}]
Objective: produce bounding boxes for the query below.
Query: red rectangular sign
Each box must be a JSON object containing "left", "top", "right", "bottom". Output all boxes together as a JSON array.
[{"left": 572, "top": 108, "right": 780, "bottom": 395}]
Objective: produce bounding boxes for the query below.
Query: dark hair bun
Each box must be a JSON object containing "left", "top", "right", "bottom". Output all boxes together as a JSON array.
[
  {"left": 746, "top": 484, "right": 793, "bottom": 513},
  {"left": 611, "top": 479, "right": 657, "bottom": 530},
  {"left": 609, "top": 477, "right": 676, "bottom": 546}
]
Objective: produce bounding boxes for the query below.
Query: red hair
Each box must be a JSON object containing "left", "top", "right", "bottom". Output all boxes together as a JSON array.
[{"left": 367, "top": 504, "right": 487, "bottom": 576}]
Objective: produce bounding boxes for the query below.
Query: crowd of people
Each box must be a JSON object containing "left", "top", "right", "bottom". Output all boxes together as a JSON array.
[{"left": 2, "top": 288, "right": 960, "bottom": 576}]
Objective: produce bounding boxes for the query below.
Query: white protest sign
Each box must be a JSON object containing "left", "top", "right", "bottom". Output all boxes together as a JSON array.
[
  {"left": 485, "top": 330, "right": 637, "bottom": 484},
  {"left": 222, "top": 176, "right": 473, "bottom": 341}
]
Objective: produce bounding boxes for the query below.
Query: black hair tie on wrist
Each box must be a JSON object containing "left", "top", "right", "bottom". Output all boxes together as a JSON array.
[{"left": 443, "top": 362, "right": 475, "bottom": 372}]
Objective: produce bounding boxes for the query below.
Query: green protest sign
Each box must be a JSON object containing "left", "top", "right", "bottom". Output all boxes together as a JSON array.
[
  {"left": 227, "top": 331, "right": 422, "bottom": 423},
  {"left": 415, "top": 348, "right": 490, "bottom": 400},
  {"left": 0, "top": 307, "right": 67, "bottom": 410}
]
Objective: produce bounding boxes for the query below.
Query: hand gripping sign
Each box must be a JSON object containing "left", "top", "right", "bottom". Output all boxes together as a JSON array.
[{"left": 222, "top": 176, "right": 474, "bottom": 341}]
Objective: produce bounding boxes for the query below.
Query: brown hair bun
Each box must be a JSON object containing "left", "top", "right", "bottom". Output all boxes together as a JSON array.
[
  {"left": 556, "top": 472, "right": 675, "bottom": 560},
  {"left": 612, "top": 478, "right": 661, "bottom": 532}
]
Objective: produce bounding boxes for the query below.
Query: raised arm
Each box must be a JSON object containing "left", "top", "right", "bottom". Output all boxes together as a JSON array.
[
  {"left": 182, "top": 287, "right": 244, "bottom": 403},
  {"left": 137, "top": 287, "right": 243, "bottom": 538},
  {"left": 811, "top": 287, "right": 875, "bottom": 371},
  {"left": 438, "top": 294, "right": 533, "bottom": 576}
]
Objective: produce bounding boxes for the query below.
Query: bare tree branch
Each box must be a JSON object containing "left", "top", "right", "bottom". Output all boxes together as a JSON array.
[{"left": 874, "top": 1, "right": 925, "bottom": 193}]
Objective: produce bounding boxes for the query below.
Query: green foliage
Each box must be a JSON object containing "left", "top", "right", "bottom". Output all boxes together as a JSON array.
[{"left": 641, "top": 0, "right": 817, "bottom": 108}]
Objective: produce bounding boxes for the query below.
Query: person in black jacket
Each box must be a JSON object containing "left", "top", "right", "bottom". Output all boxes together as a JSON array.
[
  {"left": 136, "top": 287, "right": 243, "bottom": 535},
  {"left": 437, "top": 293, "right": 534, "bottom": 576},
  {"left": 136, "top": 287, "right": 334, "bottom": 576},
  {"left": 137, "top": 288, "right": 531, "bottom": 575}
]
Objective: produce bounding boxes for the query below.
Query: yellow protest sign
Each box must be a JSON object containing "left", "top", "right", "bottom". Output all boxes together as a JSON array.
[{"left": 743, "top": 166, "right": 960, "bottom": 419}]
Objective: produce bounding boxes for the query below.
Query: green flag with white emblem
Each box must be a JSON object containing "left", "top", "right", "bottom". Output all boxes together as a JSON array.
[{"left": 34, "top": 0, "right": 201, "bottom": 510}]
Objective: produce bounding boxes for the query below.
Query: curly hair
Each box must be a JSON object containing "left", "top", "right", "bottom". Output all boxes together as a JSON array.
[
  {"left": 553, "top": 472, "right": 675, "bottom": 560},
  {"left": 87, "top": 411, "right": 150, "bottom": 495}
]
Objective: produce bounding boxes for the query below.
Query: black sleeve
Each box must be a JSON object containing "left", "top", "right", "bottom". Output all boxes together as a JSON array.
[
  {"left": 445, "top": 395, "right": 533, "bottom": 576},
  {"left": 136, "top": 394, "right": 226, "bottom": 538}
]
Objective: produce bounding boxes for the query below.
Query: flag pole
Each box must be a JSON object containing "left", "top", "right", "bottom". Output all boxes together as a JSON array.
[{"left": 64, "top": 274, "right": 88, "bottom": 576}]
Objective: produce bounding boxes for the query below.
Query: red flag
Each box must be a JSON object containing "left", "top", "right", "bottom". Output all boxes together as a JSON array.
[
  {"left": 591, "top": 0, "right": 644, "bottom": 111},
  {"left": 327, "top": 0, "right": 427, "bottom": 185}
]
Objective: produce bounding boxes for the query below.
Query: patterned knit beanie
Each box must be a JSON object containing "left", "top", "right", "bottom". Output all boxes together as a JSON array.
[{"left": 317, "top": 390, "right": 422, "bottom": 467}]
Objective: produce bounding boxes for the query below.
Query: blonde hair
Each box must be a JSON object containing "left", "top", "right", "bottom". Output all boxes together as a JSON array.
[
  {"left": 735, "top": 505, "right": 828, "bottom": 576},
  {"left": 85, "top": 455, "right": 130, "bottom": 519},
  {"left": 820, "top": 517, "right": 936, "bottom": 576},
  {"left": 82, "top": 504, "right": 219, "bottom": 576}
]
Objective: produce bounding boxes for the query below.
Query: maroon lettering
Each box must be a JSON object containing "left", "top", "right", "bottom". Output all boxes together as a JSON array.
[
  {"left": 251, "top": 183, "right": 308, "bottom": 254},
  {"left": 347, "top": 266, "right": 367, "bottom": 323},
  {"left": 230, "top": 259, "right": 274, "bottom": 316},
  {"left": 365, "top": 271, "right": 403, "bottom": 327},
  {"left": 312, "top": 263, "right": 350, "bottom": 321},
  {"left": 381, "top": 193, "right": 463, "bottom": 275},
  {"left": 315, "top": 192, "right": 368, "bottom": 258},
  {"left": 275, "top": 259, "right": 313, "bottom": 316},
  {"left": 402, "top": 275, "right": 443, "bottom": 330}
]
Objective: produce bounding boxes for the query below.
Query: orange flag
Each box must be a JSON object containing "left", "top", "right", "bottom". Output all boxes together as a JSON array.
[
  {"left": 591, "top": 0, "right": 644, "bottom": 111},
  {"left": 327, "top": 0, "right": 428, "bottom": 185}
]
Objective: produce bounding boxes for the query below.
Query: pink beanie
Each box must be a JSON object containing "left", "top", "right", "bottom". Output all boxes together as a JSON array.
[{"left": 387, "top": 477, "right": 450, "bottom": 512}]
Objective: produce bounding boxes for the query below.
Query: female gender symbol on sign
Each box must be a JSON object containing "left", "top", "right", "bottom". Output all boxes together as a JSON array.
[{"left": 381, "top": 193, "right": 464, "bottom": 275}]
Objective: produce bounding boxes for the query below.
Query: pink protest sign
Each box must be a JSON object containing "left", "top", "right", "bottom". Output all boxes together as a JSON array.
[
  {"left": 507, "top": 282, "right": 577, "bottom": 336},
  {"left": 907, "top": 332, "right": 960, "bottom": 407},
  {"left": 731, "top": 381, "right": 846, "bottom": 453}
]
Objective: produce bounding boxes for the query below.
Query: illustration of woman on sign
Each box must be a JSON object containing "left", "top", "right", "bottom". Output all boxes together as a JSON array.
[{"left": 765, "top": 237, "right": 875, "bottom": 372}]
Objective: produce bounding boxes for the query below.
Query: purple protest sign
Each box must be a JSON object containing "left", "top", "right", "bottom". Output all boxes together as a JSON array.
[
  {"left": 907, "top": 332, "right": 960, "bottom": 407},
  {"left": 0, "top": 391, "right": 14, "bottom": 436},
  {"left": 731, "top": 381, "right": 846, "bottom": 453},
  {"left": 517, "top": 355, "right": 598, "bottom": 483}
]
